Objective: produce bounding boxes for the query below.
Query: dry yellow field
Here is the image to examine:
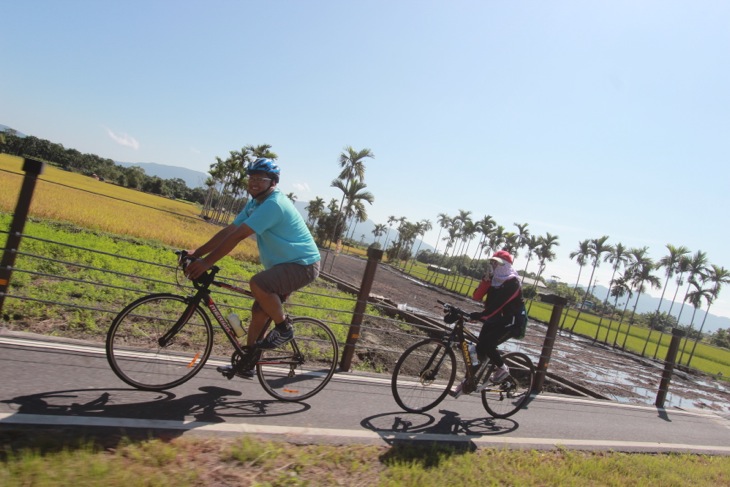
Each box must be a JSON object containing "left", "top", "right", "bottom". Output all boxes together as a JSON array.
[{"left": 0, "top": 154, "right": 257, "bottom": 260}]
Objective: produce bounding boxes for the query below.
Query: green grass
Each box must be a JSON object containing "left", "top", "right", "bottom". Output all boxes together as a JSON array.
[
  {"left": 0, "top": 212, "right": 354, "bottom": 348},
  {"left": 2, "top": 434, "right": 729, "bottom": 486},
  {"left": 553, "top": 306, "right": 730, "bottom": 379}
]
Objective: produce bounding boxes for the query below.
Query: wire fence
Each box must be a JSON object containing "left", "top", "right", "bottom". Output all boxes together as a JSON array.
[{"left": 2, "top": 158, "right": 728, "bottom": 412}]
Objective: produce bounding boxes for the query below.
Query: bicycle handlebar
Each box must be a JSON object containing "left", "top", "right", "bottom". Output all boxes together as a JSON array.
[
  {"left": 437, "top": 300, "right": 468, "bottom": 318},
  {"left": 175, "top": 250, "right": 219, "bottom": 290}
]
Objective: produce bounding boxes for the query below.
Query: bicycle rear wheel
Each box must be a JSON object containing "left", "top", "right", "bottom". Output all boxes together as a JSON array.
[
  {"left": 481, "top": 351, "right": 535, "bottom": 418},
  {"left": 106, "top": 293, "right": 214, "bottom": 391},
  {"left": 257, "top": 317, "right": 338, "bottom": 401},
  {"left": 391, "top": 339, "right": 457, "bottom": 413}
]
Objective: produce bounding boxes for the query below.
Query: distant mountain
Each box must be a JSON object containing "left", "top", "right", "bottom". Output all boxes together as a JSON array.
[
  {"left": 116, "top": 161, "right": 208, "bottom": 189},
  {"left": 587, "top": 284, "right": 729, "bottom": 334},
  {"left": 0, "top": 124, "right": 27, "bottom": 137}
]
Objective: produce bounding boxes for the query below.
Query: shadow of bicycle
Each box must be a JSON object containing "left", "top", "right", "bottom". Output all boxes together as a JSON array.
[
  {"left": 360, "top": 409, "right": 519, "bottom": 452},
  {"left": 0, "top": 386, "right": 310, "bottom": 452}
]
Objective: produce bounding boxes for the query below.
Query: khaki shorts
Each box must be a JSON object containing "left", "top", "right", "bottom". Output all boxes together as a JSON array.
[{"left": 250, "top": 261, "right": 320, "bottom": 299}]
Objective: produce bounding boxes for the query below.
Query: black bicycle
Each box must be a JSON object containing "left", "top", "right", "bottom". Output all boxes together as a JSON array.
[
  {"left": 391, "top": 301, "right": 535, "bottom": 418},
  {"left": 105, "top": 251, "right": 339, "bottom": 401}
]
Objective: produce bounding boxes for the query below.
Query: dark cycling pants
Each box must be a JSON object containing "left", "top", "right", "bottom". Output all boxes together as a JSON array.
[{"left": 475, "top": 315, "right": 519, "bottom": 368}]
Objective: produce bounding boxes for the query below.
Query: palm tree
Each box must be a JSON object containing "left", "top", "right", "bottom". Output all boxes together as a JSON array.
[
  {"left": 512, "top": 222, "right": 530, "bottom": 261},
  {"left": 391, "top": 219, "right": 420, "bottom": 265},
  {"left": 679, "top": 279, "right": 714, "bottom": 364},
  {"left": 425, "top": 213, "right": 451, "bottom": 280},
  {"left": 654, "top": 254, "right": 693, "bottom": 359},
  {"left": 371, "top": 223, "right": 387, "bottom": 246},
  {"left": 451, "top": 212, "right": 475, "bottom": 291},
  {"left": 608, "top": 274, "right": 633, "bottom": 346},
  {"left": 439, "top": 217, "right": 460, "bottom": 285},
  {"left": 673, "top": 251, "right": 709, "bottom": 330},
  {"left": 305, "top": 197, "right": 326, "bottom": 229},
  {"left": 200, "top": 176, "right": 217, "bottom": 220},
  {"left": 562, "top": 239, "right": 592, "bottom": 329},
  {"left": 527, "top": 233, "right": 559, "bottom": 311},
  {"left": 382, "top": 215, "right": 398, "bottom": 253},
  {"left": 286, "top": 192, "right": 297, "bottom": 203},
  {"left": 329, "top": 146, "right": 374, "bottom": 248},
  {"left": 521, "top": 234, "right": 542, "bottom": 286},
  {"left": 621, "top": 247, "right": 660, "bottom": 350},
  {"left": 330, "top": 178, "right": 374, "bottom": 244},
  {"left": 570, "top": 236, "right": 612, "bottom": 334},
  {"left": 407, "top": 219, "right": 432, "bottom": 272},
  {"left": 471, "top": 215, "right": 496, "bottom": 265},
  {"left": 685, "top": 265, "right": 730, "bottom": 366},
  {"left": 641, "top": 244, "right": 690, "bottom": 356},
  {"left": 593, "top": 242, "right": 630, "bottom": 342},
  {"left": 484, "top": 225, "right": 506, "bottom": 258}
]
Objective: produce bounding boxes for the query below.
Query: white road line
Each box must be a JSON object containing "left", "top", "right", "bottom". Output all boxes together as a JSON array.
[
  {"left": 2, "top": 335, "right": 727, "bottom": 424},
  {"left": 1, "top": 413, "right": 729, "bottom": 453}
]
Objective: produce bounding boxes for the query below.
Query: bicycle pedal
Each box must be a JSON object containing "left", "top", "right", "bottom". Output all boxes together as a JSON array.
[{"left": 217, "top": 365, "right": 237, "bottom": 380}]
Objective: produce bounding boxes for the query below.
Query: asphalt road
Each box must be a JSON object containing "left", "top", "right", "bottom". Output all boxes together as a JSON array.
[{"left": 1, "top": 332, "right": 729, "bottom": 454}]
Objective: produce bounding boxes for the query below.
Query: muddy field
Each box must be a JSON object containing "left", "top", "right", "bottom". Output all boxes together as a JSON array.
[{"left": 320, "top": 250, "right": 730, "bottom": 415}]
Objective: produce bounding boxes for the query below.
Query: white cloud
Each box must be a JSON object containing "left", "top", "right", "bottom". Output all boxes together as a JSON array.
[
  {"left": 105, "top": 127, "right": 139, "bottom": 149},
  {"left": 291, "top": 182, "right": 311, "bottom": 193}
]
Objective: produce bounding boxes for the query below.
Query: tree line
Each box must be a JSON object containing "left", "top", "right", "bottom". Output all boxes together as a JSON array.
[{"left": 0, "top": 130, "right": 207, "bottom": 203}]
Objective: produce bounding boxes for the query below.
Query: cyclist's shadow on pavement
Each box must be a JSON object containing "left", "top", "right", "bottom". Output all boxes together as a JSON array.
[
  {"left": 2, "top": 386, "right": 309, "bottom": 426},
  {"left": 361, "top": 409, "right": 518, "bottom": 451}
]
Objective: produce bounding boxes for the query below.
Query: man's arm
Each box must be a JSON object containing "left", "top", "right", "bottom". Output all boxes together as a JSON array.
[
  {"left": 190, "top": 224, "right": 237, "bottom": 258},
  {"left": 186, "top": 223, "right": 255, "bottom": 279}
]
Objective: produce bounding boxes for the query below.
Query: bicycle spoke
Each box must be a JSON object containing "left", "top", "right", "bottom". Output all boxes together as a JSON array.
[
  {"left": 257, "top": 317, "right": 338, "bottom": 401},
  {"left": 391, "top": 340, "right": 456, "bottom": 412},
  {"left": 481, "top": 352, "right": 535, "bottom": 418},
  {"left": 106, "top": 294, "right": 213, "bottom": 391}
]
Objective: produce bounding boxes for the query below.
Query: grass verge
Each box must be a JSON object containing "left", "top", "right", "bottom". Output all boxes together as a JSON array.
[{"left": 2, "top": 432, "right": 729, "bottom": 486}]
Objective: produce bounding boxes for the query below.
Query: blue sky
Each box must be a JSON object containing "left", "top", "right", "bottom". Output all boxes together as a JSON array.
[{"left": 3, "top": 1, "right": 730, "bottom": 323}]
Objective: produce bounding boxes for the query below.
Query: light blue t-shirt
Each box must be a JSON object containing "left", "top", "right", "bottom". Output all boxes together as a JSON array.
[{"left": 232, "top": 189, "right": 320, "bottom": 269}]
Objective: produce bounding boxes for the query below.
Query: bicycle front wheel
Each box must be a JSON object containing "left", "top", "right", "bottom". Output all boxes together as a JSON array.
[
  {"left": 391, "top": 339, "right": 457, "bottom": 413},
  {"left": 481, "top": 351, "right": 535, "bottom": 418},
  {"left": 106, "top": 293, "right": 214, "bottom": 391},
  {"left": 257, "top": 317, "right": 339, "bottom": 401}
]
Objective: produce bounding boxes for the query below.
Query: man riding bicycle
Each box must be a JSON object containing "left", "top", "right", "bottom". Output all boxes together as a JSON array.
[{"left": 184, "top": 158, "right": 321, "bottom": 378}]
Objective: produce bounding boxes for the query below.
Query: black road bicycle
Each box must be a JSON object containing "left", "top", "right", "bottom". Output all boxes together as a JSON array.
[
  {"left": 105, "top": 251, "right": 338, "bottom": 401},
  {"left": 391, "top": 301, "right": 535, "bottom": 418}
]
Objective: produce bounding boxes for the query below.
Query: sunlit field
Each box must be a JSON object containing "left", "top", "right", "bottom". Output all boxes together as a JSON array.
[{"left": 0, "top": 154, "right": 257, "bottom": 260}]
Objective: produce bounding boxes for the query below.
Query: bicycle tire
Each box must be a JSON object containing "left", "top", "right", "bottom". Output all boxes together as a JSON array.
[
  {"left": 257, "top": 316, "right": 339, "bottom": 401},
  {"left": 391, "top": 339, "right": 457, "bottom": 413},
  {"left": 106, "top": 293, "right": 214, "bottom": 391},
  {"left": 481, "top": 351, "right": 535, "bottom": 418}
]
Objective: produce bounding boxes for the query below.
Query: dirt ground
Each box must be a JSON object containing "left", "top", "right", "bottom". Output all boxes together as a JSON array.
[{"left": 320, "top": 250, "right": 730, "bottom": 415}]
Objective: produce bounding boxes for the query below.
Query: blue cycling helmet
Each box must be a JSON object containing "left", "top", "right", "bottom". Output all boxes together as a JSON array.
[{"left": 247, "top": 158, "right": 280, "bottom": 183}]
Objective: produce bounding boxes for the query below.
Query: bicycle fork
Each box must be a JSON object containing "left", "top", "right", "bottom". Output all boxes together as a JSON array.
[{"left": 158, "top": 297, "right": 200, "bottom": 348}]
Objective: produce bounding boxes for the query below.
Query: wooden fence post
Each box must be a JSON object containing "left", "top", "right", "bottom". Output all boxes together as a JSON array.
[
  {"left": 0, "top": 158, "right": 45, "bottom": 316},
  {"left": 339, "top": 247, "right": 383, "bottom": 371}
]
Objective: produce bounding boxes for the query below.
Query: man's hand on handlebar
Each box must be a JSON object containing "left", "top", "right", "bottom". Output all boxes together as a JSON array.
[
  {"left": 176, "top": 249, "right": 210, "bottom": 281},
  {"left": 184, "top": 257, "right": 212, "bottom": 281}
]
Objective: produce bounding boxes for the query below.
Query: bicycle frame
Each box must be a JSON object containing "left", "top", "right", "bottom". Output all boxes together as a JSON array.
[
  {"left": 440, "top": 303, "right": 490, "bottom": 390},
  {"left": 160, "top": 263, "right": 270, "bottom": 362},
  {"left": 392, "top": 300, "right": 535, "bottom": 417}
]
